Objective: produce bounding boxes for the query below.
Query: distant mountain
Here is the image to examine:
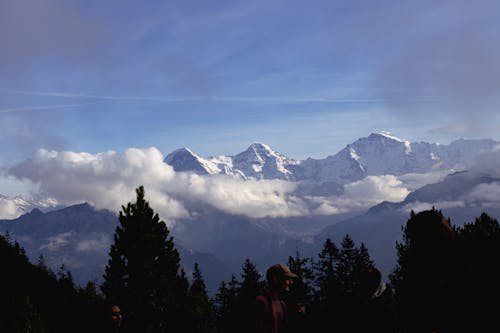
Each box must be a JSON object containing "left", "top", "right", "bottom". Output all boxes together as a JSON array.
[
  {"left": 165, "top": 142, "right": 299, "bottom": 180},
  {"left": 4, "top": 170, "right": 498, "bottom": 294},
  {"left": 165, "top": 132, "right": 499, "bottom": 185},
  {"left": 0, "top": 203, "right": 230, "bottom": 294},
  {"left": 0, "top": 194, "right": 59, "bottom": 219},
  {"left": 315, "top": 170, "right": 500, "bottom": 280}
]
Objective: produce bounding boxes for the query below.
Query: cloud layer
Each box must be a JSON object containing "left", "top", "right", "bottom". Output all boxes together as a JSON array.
[{"left": 6, "top": 147, "right": 418, "bottom": 222}]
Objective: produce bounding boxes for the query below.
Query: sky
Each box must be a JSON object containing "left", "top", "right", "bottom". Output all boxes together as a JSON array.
[{"left": 1, "top": 0, "right": 500, "bottom": 216}]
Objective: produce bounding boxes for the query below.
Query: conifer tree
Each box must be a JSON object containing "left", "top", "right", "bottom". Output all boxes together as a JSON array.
[
  {"left": 336, "top": 234, "right": 358, "bottom": 294},
  {"left": 287, "top": 247, "right": 314, "bottom": 305},
  {"left": 214, "top": 274, "right": 239, "bottom": 333},
  {"left": 235, "top": 259, "right": 263, "bottom": 333},
  {"left": 313, "top": 238, "right": 340, "bottom": 329},
  {"left": 238, "top": 258, "right": 263, "bottom": 299},
  {"left": 11, "top": 296, "right": 46, "bottom": 333},
  {"left": 356, "top": 243, "right": 374, "bottom": 269},
  {"left": 390, "top": 208, "right": 457, "bottom": 332},
  {"left": 456, "top": 212, "right": 500, "bottom": 330},
  {"left": 314, "top": 238, "right": 339, "bottom": 303},
  {"left": 188, "top": 263, "right": 217, "bottom": 333},
  {"left": 287, "top": 248, "right": 315, "bottom": 333},
  {"left": 102, "top": 186, "right": 188, "bottom": 332}
]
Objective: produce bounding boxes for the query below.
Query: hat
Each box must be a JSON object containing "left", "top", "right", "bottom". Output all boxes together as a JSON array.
[{"left": 266, "top": 263, "right": 298, "bottom": 280}]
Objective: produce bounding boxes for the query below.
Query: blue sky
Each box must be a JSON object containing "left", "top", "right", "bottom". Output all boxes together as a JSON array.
[{"left": 1, "top": 0, "right": 500, "bottom": 164}]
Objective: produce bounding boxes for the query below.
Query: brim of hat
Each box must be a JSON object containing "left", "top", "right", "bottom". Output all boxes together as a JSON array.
[{"left": 284, "top": 272, "right": 298, "bottom": 279}]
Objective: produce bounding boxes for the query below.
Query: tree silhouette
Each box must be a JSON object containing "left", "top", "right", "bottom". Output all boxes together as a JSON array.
[
  {"left": 456, "top": 212, "right": 500, "bottom": 331},
  {"left": 390, "top": 208, "right": 458, "bottom": 332},
  {"left": 102, "top": 186, "right": 188, "bottom": 332},
  {"left": 314, "top": 238, "right": 339, "bottom": 304},
  {"left": 0, "top": 232, "right": 105, "bottom": 332},
  {"left": 287, "top": 248, "right": 314, "bottom": 333},
  {"left": 188, "top": 263, "right": 217, "bottom": 333},
  {"left": 214, "top": 274, "right": 239, "bottom": 333}
]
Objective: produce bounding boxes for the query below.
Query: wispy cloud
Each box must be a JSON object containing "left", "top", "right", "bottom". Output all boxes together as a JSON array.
[
  {"left": 0, "top": 88, "right": 387, "bottom": 104},
  {"left": 0, "top": 102, "right": 101, "bottom": 113}
]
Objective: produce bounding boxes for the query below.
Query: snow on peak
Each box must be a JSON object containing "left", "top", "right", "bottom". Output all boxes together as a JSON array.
[
  {"left": 164, "top": 147, "right": 197, "bottom": 163},
  {"left": 368, "top": 132, "right": 411, "bottom": 154},
  {"left": 244, "top": 142, "right": 276, "bottom": 159},
  {"left": 164, "top": 148, "right": 220, "bottom": 174},
  {"left": 162, "top": 134, "right": 499, "bottom": 185},
  {"left": 370, "top": 131, "right": 404, "bottom": 142}
]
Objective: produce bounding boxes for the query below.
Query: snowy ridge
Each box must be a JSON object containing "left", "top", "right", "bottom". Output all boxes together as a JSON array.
[
  {"left": 165, "top": 142, "right": 300, "bottom": 180},
  {"left": 0, "top": 195, "right": 59, "bottom": 219},
  {"left": 164, "top": 132, "right": 499, "bottom": 185}
]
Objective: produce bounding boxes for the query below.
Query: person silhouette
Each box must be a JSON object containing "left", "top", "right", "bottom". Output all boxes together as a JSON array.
[{"left": 254, "top": 263, "right": 298, "bottom": 333}]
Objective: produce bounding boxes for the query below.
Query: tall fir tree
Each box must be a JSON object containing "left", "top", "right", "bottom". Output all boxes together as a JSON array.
[
  {"left": 314, "top": 238, "right": 339, "bottom": 303},
  {"left": 214, "top": 274, "right": 239, "bottom": 333},
  {"left": 236, "top": 258, "right": 264, "bottom": 333},
  {"left": 313, "top": 238, "right": 340, "bottom": 329},
  {"left": 102, "top": 186, "right": 188, "bottom": 332},
  {"left": 187, "top": 263, "right": 217, "bottom": 333},
  {"left": 336, "top": 234, "right": 358, "bottom": 294},
  {"left": 287, "top": 248, "right": 315, "bottom": 333},
  {"left": 287, "top": 247, "right": 314, "bottom": 305}
]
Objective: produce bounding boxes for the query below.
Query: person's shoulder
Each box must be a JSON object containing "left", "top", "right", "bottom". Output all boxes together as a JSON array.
[{"left": 255, "top": 293, "right": 268, "bottom": 304}]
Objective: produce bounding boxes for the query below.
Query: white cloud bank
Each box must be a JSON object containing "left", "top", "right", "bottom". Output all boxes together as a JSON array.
[
  {"left": 311, "top": 175, "right": 410, "bottom": 215},
  {"left": 0, "top": 196, "right": 26, "bottom": 219},
  {"left": 11, "top": 147, "right": 497, "bottom": 223},
  {"left": 5, "top": 147, "right": 421, "bottom": 222},
  {"left": 4, "top": 148, "right": 422, "bottom": 222}
]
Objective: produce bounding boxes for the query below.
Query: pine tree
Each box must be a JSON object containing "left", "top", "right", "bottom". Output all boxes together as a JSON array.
[
  {"left": 336, "top": 234, "right": 358, "bottom": 294},
  {"left": 188, "top": 263, "right": 217, "bottom": 333},
  {"left": 11, "top": 296, "right": 46, "bottom": 333},
  {"left": 234, "top": 258, "right": 263, "bottom": 333},
  {"left": 314, "top": 238, "right": 339, "bottom": 303},
  {"left": 238, "top": 258, "right": 263, "bottom": 300},
  {"left": 214, "top": 274, "right": 239, "bottom": 333},
  {"left": 287, "top": 248, "right": 315, "bottom": 333},
  {"left": 102, "top": 186, "right": 188, "bottom": 332},
  {"left": 356, "top": 243, "right": 374, "bottom": 270},
  {"left": 313, "top": 238, "right": 340, "bottom": 329},
  {"left": 287, "top": 247, "right": 314, "bottom": 305}
]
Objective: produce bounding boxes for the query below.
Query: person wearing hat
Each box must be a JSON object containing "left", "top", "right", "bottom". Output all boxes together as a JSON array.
[{"left": 254, "top": 263, "right": 298, "bottom": 333}]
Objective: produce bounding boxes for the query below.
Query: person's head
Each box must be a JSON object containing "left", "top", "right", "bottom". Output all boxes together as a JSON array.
[
  {"left": 110, "top": 305, "right": 122, "bottom": 327},
  {"left": 266, "top": 263, "right": 297, "bottom": 293}
]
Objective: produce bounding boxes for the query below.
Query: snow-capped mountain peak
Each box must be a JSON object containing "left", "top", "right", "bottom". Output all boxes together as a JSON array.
[
  {"left": 164, "top": 148, "right": 220, "bottom": 175},
  {"left": 374, "top": 131, "right": 404, "bottom": 142},
  {"left": 163, "top": 134, "right": 499, "bottom": 186},
  {"left": 0, "top": 195, "right": 59, "bottom": 219}
]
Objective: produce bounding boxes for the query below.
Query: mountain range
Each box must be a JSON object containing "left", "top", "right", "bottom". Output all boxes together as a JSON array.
[
  {"left": 164, "top": 131, "right": 497, "bottom": 184},
  {"left": 1, "top": 132, "right": 499, "bottom": 294}
]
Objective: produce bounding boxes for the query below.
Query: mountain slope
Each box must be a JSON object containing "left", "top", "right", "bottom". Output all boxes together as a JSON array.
[
  {"left": 0, "top": 203, "right": 229, "bottom": 293},
  {"left": 315, "top": 170, "right": 500, "bottom": 280}
]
